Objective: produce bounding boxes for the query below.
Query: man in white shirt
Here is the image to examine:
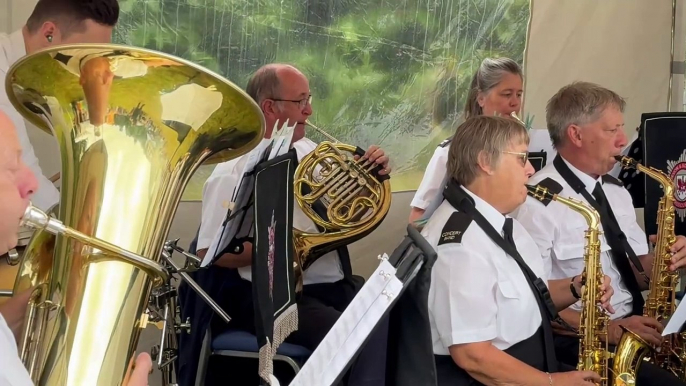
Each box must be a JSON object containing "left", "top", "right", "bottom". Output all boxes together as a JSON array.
[
  {"left": 0, "top": 110, "right": 151, "bottom": 385},
  {"left": 0, "top": 0, "right": 119, "bottom": 212},
  {"left": 514, "top": 81, "right": 686, "bottom": 385},
  {"left": 187, "top": 63, "right": 391, "bottom": 385},
  {"left": 421, "top": 115, "right": 613, "bottom": 385}
]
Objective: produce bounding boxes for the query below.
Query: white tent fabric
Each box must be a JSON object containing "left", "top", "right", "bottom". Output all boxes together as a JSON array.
[{"left": 523, "top": 0, "right": 679, "bottom": 135}]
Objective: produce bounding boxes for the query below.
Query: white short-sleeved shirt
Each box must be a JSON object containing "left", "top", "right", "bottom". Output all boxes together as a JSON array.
[
  {"left": 0, "top": 314, "right": 33, "bottom": 385},
  {"left": 421, "top": 186, "right": 547, "bottom": 355},
  {"left": 198, "top": 137, "right": 344, "bottom": 285},
  {"left": 411, "top": 129, "right": 557, "bottom": 212},
  {"left": 513, "top": 157, "right": 649, "bottom": 319},
  {"left": 0, "top": 30, "right": 60, "bottom": 211}
]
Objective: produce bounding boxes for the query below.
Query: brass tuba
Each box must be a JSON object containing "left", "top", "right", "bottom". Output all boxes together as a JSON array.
[
  {"left": 6, "top": 44, "right": 264, "bottom": 385},
  {"left": 292, "top": 122, "right": 392, "bottom": 286},
  {"left": 613, "top": 155, "right": 681, "bottom": 379},
  {"left": 527, "top": 184, "right": 620, "bottom": 385}
]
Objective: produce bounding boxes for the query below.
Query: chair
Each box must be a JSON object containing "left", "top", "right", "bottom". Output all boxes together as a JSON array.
[
  {"left": 213, "top": 329, "right": 311, "bottom": 371},
  {"left": 195, "top": 328, "right": 312, "bottom": 385}
]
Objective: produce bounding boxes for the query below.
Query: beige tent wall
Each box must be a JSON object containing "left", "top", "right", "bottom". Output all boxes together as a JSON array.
[{"left": 523, "top": 0, "right": 682, "bottom": 134}]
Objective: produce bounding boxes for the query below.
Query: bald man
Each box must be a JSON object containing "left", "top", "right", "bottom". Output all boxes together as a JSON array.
[
  {"left": 0, "top": 111, "right": 151, "bottom": 386},
  {"left": 178, "top": 64, "right": 391, "bottom": 385}
]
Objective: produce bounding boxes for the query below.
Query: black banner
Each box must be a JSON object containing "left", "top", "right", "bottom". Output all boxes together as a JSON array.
[
  {"left": 251, "top": 149, "right": 299, "bottom": 385},
  {"left": 640, "top": 112, "right": 686, "bottom": 238}
]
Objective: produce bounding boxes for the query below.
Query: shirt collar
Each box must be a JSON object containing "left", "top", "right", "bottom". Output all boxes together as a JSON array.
[
  {"left": 560, "top": 156, "right": 601, "bottom": 193},
  {"left": 460, "top": 186, "right": 507, "bottom": 233},
  {"left": 7, "top": 29, "right": 26, "bottom": 66}
]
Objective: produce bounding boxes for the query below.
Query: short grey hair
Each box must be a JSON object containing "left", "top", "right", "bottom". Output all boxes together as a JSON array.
[
  {"left": 447, "top": 116, "right": 529, "bottom": 186},
  {"left": 464, "top": 57, "right": 523, "bottom": 119},
  {"left": 246, "top": 64, "right": 284, "bottom": 104},
  {"left": 546, "top": 81, "right": 626, "bottom": 148}
]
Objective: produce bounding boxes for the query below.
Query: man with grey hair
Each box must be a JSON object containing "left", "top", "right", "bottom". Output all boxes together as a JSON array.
[
  {"left": 515, "top": 81, "right": 686, "bottom": 385},
  {"left": 179, "top": 63, "right": 392, "bottom": 385},
  {"left": 421, "top": 115, "right": 613, "bottom": 385}
]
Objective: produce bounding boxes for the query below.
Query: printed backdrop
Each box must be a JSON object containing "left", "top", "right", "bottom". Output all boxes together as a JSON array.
[{"left": 113, "top": 0, "right": 531, "bottom": 200}]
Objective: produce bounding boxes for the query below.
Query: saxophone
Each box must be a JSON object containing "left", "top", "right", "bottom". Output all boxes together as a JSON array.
[
  {"left": 527, "top": 184, "right": 618, "bottom": 385},
  {"left": 613, "top": 155, "right": 682, "bottom": 378}
]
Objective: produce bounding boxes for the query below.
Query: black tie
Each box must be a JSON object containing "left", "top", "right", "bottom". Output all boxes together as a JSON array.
[
  {"left": 592, "top": 182, "right": 645, "bottom": 313},
  {"left": 503, "top": 218, "right": 517, "bottom": 249}
]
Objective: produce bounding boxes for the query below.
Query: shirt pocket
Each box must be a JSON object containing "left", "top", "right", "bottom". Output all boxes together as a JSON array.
[
  {"left": 497, "top": 279, "right": 525, "bottom": 344},
  {"left": 552, "top": 219, "right": 588, "bottom": 273}
]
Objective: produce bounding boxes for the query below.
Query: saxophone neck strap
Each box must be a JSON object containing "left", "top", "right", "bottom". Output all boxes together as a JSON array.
[{"left": 552, "top": 155, "right": 648, "bottom": 283}]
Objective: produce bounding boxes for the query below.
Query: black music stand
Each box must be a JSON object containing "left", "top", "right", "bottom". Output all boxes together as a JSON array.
[
  {"left": 528, "top": 151, "right": 547, "bottom": 173},
  {"left": 290, "top": 225, "right": 438, "bottom": 386},
  {"left": 629, "top": 112, "right": 686, "bottom": 237}
]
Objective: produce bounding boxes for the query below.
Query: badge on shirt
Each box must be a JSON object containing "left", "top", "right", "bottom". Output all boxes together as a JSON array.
[{"left": 438, "top": 211, "right": 472, "bottom": 245}]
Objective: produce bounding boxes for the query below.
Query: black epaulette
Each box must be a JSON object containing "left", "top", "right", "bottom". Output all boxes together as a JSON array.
[
  {"left": 531, "top": 177, "right": 564, "bottom": 206},
  {"left": 438, "top": 211, "right": 473, "bottom": 245},
  {"left": 602, "top": 174, "right": 623, "bottom": 187},
  {"left": 438, "top": 138, "right": 452, "bottom": 148}
]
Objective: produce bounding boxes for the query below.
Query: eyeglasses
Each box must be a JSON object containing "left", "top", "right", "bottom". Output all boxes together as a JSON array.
[
  {"left": 271, "top": 95, "right": 312, "bottom": 110},
  {"left": 502, "top": 151, "right": 529, "bottom": 165}
]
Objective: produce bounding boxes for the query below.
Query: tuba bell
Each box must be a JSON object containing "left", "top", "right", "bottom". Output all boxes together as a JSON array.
[
  {"left": 6, "top": 44, "right": 264, "bottom": 385},
  {"left": 291, "top": 121, "right": 392, "bottom": 287}
]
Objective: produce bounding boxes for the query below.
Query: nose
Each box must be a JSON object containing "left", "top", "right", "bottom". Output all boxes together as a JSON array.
[
  {"left": 617, "top": 128, "right": 628, "bottom": 148},
  {"left": 302, "top": 103, "right": 312, "bottom": 116},
  {"left": 524, "top": 160, "right": 535, "bottom": 178},
  {"left": 511, "top": 94, "right": 521, "bottom": 109},
  {"left": 18, "top": 164, "right": 38, "bottom": 199}
]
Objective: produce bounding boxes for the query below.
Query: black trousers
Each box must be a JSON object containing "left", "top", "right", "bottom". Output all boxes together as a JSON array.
[
  {"left": 213, "top": 275, "right": 389, "bottom": 386},
  {"left": 554, "top": 334, "right": 686, "bottom": 386}
]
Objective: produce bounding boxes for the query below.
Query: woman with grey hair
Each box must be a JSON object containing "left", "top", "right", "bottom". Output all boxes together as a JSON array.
[{"left": 410, "top": 57, "right": 527, "bottom": 225}]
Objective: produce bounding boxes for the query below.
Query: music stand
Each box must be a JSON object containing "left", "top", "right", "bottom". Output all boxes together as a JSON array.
[
  {"left": 289, "top": 225, "right": 438, "bottom": 386},
  {"left": 528, "top": 151, "right": 547, "bottom": 173}
]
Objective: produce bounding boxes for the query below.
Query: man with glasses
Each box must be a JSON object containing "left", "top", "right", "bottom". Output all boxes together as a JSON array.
[
  {"left": 514, "top": 82, "right": 686, "bottom": 385},
  {"left": 182, "top": 63, "right": 391, "bottom": 385}
]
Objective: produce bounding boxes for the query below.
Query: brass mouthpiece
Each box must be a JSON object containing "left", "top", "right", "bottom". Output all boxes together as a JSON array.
[
  {"left": 304, "top": 120, "right": 340, "bottom": 143},
  {"left": 614, "top": 155, "right": 637, "bottom": 169},
  {"left": 510, "top": 111, "right": 524, "bottom": 124}
]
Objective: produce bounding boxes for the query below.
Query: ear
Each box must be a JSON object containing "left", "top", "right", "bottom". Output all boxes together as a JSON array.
[
  {"left": 476, "top": 150, "right": 495, "bottom": 176},
  {"left": 39, "top": 21, "right": 59, "bottom": 44},
  {"left": 567, "top": 124, "right": 583, "bottom": 147},
  {"left": 477, "top": 92, "right": 486, "bottom": 108},
  {"left": 260, "top": 99, "right": 278, "bottom": 117}
]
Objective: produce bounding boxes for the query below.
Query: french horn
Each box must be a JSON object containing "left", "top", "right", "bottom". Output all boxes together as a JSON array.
[
  {"left": 291, "top": 121, "right": 392, "bottom": 287},
  {"left": 6, "top": 43, "right": 263, "bottom": 385}
]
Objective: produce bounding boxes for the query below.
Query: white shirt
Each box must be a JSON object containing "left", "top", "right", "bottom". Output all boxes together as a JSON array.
[
  {"left": 0, "top": 30, "right": 60, "bottom": 211},
  {"left": 421, "top": 186, "right": 547, "bottom": 355},
  {"left": 0, "top": 314, "right": 33, "bottom": 386},
  {"left": 411, "top": 129, "right": 556, "bottom": 212},
  {"left": 198, "top": 137, "right": 344, "bottom": 285},
  {"left": 513, "top": 157, "right": 649, "bottom": 319}
]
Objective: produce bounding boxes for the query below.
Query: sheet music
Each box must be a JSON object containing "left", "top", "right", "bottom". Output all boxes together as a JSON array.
[
  {"left": 201, "top": 120, "right": 296, "bottom": 267},
  {"left": 664, "top": 298, "right": 686, "bottom": 335},
  {"left": 291, "top": 256, "right": 401, "bottom": 386}
]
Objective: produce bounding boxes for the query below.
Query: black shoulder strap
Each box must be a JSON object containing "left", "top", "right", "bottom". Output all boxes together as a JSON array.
[{"left": 443, "top": 180, "right": 561, "bottom": 372}]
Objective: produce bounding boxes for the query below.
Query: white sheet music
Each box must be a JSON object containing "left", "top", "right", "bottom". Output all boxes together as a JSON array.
[
  {"left": 201, "top": 120, "right": 296, "bottom": 267},
  {"left": 664, "top": 298, "right": 686, "bottom": 335},
  {"left": 290, "top": 256, "right": 402, "bottom": 386}
]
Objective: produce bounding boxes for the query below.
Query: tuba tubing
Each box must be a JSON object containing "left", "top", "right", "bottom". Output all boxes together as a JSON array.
[{"left": 21, "top": 204, "right": 169, "bottom": 286}]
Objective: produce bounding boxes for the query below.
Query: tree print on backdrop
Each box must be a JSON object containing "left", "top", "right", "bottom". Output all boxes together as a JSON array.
[{"left": 114, "top": 0, "right": 530, "bottom": 200}]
